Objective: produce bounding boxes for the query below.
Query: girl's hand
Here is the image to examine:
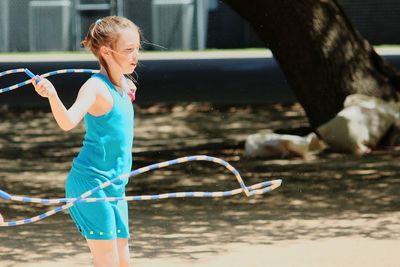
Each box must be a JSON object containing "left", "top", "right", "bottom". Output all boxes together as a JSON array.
[
  {"left": 126, "top": 79, "right": 137, "bottom": 102},
  {"left": 32, "top": 76, "right": 57, "bottom": 98},
  {"left": 125, "top": 79, "right": 137, "bottom": 93}
]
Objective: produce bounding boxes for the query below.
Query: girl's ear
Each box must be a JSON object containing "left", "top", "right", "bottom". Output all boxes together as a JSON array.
[{"left": 99, "top": 46, "right": 111, "bottom": 57}]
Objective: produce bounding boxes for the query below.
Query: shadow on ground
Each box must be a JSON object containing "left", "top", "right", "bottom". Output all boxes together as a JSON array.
[{"left": 0, "top": 103, "right": 399, "bottom": 265}]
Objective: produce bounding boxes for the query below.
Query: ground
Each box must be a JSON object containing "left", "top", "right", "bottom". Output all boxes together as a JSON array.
[{"left": 0, "top": 103, "right": 399, "bottom": 267}]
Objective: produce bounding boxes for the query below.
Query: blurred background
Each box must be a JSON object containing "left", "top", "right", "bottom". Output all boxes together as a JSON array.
[
  {"left": 1, "top": 0, "right": 400, "bottom": 53},
  {"left": 2, "top": 0, "right": 400, "bottom": 107},
  {"left": 1, "top": 2, "right": 400, "bottom": 267}
]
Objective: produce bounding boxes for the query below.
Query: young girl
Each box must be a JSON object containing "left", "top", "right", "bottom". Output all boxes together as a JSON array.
[{"left": 32, "top": 16, "right": 140, "bottom": 267}]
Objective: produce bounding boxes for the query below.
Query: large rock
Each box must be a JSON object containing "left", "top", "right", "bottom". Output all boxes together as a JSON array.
[
  {"left": 244, "top": 131, "right": 326, "bottom": 158},
  {"left": 317, "top": 94, "right": 400, "bottom": 155}
]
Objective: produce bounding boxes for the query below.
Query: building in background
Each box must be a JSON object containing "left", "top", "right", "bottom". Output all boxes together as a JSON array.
[
  {"left": 338, "top": 0, "right": 400, "bottom": 45},
  {"left": 0, "top": 0, "right": 400, "bottom": 52},
  {"left": 0, "top": 0, "right": 10, "bottom": 52}
]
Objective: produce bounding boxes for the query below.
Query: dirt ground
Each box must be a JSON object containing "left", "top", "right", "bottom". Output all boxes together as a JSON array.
[{"left": 1, "top": 103, "right": 399, "bottom": 267}]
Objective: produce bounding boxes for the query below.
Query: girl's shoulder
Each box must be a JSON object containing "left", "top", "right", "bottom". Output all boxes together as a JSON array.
[
  {"left": 80, "top": 74, "right": 108, "bottom": 94},
  {"left": 86, "top": 74, "right": 107, "bottom": 86}
]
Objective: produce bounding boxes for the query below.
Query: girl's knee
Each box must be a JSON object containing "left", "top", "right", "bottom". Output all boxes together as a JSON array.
[
  {"left": 93, "top": 252, "right": 119, "bottom": 267},
  {"left": 87, "top": 239, "right": 120, "bottom": 267},
  {"left": 119, "top": 256, "right": 130, "bottom": 267},
  {"left": 118, "top": 246, "right": 130, "bottom": 267},
  {"left": 117, "top": 238, "right": 130, "bottom": 267}
]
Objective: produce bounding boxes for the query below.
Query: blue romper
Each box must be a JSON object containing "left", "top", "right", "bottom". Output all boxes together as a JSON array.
[{"left": 65, "top": 73, "right": 134, "bottom": 240}]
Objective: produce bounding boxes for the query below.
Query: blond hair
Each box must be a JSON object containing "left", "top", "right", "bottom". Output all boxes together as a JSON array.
[{"left": 82, "top": 16, "right": 140, "bottom": 85}]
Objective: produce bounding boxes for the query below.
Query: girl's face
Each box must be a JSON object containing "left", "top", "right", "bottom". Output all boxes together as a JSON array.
[{"left": 109, "top": 28, "right": 140, "bottom": 74}]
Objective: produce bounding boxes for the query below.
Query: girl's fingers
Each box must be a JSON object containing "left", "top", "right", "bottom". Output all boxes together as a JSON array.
[
  {"left": 31, "top": 77, "right": 55, "bottom": 98},
  {"left": 34, "top": 83, "right": 46, "bottom": 96},
  {"left": 32, "top": 76, "right": 43, "bottom": 87},
  {"left": 35, "top": 82, "right": 43, "bottom": 90},
  {"left": 36, "top": 76, "right": 43, "bottom": 85}
]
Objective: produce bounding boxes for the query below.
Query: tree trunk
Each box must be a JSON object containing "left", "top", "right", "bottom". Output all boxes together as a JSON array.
[{"left": 223, "top": 0, "right": 400, "bottom": 128}]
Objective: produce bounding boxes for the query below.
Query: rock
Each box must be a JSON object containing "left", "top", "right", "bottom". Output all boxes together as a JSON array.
[
  {"left": 317, "top": 94, "right": 400, "bottom": 155},
  {"left": 244, "top": 132, "right": 326, "bottom": 158}
]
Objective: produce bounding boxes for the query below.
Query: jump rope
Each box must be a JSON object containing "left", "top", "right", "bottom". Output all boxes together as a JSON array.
[{"left": 0, "top": 68, "right": 282, "bottom": 227}]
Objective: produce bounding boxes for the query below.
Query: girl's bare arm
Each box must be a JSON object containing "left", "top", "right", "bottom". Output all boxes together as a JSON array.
[{"left": 32, "top": 78, "right": 98, "bottom": 131}]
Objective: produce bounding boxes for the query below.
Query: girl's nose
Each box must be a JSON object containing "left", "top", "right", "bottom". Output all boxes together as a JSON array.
[{"left": 131, "top": 51, "right": 139, "bottom": 61}]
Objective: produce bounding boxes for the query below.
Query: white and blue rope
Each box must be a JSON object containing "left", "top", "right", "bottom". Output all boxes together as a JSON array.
[
  {"left": 0, "top": 155, "right": 282, "bottom": 227},
  {"left": 0, "top": 68, "right": 99, "bottom": 94},
  {"left": 0, "top": 69, "right": 282, "bottom": 226}
]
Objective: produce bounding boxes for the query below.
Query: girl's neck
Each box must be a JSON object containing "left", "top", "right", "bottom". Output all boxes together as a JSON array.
[{"left": 99, "top": 66, "right": 123, "bottom": 89}]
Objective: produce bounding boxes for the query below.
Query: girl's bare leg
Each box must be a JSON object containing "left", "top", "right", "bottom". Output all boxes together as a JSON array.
[
  {"left": 86, "top": 239, "right": 120, "bottom": 267},
  {"left": 117, "top": 238, "right": 130, "bottom": 267}
]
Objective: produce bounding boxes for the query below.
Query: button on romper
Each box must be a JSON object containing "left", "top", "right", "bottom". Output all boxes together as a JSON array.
[{"left": 65, "top": 73, "right": 134, "bottom": 240}]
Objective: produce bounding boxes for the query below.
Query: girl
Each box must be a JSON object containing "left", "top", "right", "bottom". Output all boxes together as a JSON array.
[{"left": 32, "top": 16, "right": 140, "bottom": 267}]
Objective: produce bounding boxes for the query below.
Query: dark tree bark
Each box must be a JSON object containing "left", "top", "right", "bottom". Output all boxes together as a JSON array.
[{"left": 223, "top": 0, "right": 400, "bottom": 128}]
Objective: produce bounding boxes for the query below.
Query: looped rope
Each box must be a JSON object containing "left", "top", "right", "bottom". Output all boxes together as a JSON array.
[
  {"left": 0, "top": 155, "right": 282, "bottom": 227},
  {"left": 0, "top": 69, "right": 282, "bottom": 226}
]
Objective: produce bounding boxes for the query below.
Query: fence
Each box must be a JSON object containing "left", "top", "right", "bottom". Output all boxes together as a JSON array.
[
  {"left": 338, "top": 0, "right": 400, "bottom": 44},
  {"left": 29, "top": 1, "right": 72, "bottom": 51},
  {"left": 151, "top": 0, "right": 208, "bottom": 50},
  {"left": 1, "top": 0, "right": 400, "bottom": 52},
  {"left": 0, "top": 0, "right": 10, "bottom": 52}
]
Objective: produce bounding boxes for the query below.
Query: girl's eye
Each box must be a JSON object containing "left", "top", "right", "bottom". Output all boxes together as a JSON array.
[{"left": 125, "top": 48, "right": 139, "bottom": 53}]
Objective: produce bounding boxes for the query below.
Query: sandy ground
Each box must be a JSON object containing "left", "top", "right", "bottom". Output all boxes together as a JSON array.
[
  {"left": 4, "top": 237, "right": 400, "bottom": 267},
  {"left": 1, "top": 103, "right": 400, "bottom": 267}
]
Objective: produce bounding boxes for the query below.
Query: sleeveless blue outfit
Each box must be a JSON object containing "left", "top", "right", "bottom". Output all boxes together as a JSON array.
[{"left": 65, "top": 73, "right": 134, "bottom": 240}]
